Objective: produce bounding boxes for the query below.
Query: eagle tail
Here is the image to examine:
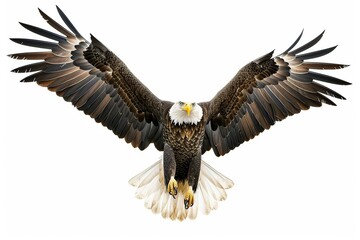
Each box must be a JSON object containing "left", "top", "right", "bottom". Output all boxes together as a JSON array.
[{"left": 128, "top": 157, "right": 234, "bottom": 221}]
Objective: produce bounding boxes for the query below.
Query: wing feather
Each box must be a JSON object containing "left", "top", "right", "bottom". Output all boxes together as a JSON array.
[
  {"left": 10, "top": 38, "right": 59, "bottom": 50},
  {"left": 8, "top": 51, "right": 54, "bottom": 60},
  {"left": 19, "top": 22, "right": 66, "bottom": 42},
  {"left": 288, "top": 31, "right": 325, "bottom": 55},
  {"left": 201, "top": 31, "right": 350, "bottom": 156},
  {"left": 9, "top": 7, "right": 164, "bottom": 151},
  {"left": 297, "top": 46, "right": 338, "bottom": 60}
]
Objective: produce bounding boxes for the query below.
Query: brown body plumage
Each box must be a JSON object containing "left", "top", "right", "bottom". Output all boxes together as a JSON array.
[
  {"left": 164, "top": 110, "right": 206, "bottom": 191},
  {"left": 9, "top": 6, "right": 350, "bottom": 220}
]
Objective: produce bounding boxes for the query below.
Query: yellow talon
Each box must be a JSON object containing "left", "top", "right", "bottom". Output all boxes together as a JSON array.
[
  {"left": 184, "top": 186, "right": 194, "bottom": 209},
  {"left": 167, "top": 176, "right": 178, "bottom": 198}
]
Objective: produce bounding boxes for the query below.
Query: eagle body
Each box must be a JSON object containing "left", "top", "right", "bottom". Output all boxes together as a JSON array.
[
  {"left": 9, "top": 7, "right": 350, "bottom": 221},
  {"left": 163, "top": 107, "right": 206, "bottom": 193}
]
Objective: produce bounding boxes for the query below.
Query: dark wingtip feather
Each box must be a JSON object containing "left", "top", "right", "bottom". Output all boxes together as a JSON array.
[
  {"left": 20, "top": 78, "right": 32, "bottom": 83},
  {"left": 308, "top": 71, "right": 351, "bottom": 85},
  {"left": 38, "top": 8, "right": 46, "bottom": 17},
  {"left": 281, "top": 29, "right": 304, "bottom": 55},
  {"left": 56, "top": 5, "right": 85, "bottom": 40},
  {"left": 10, "top": 38, "right": 26, "bottom": 45},
  {"left": 9, "top": 38, "right": 26, "bottom": 46},
  {"left": 11, "top": 61, "right": 47, "bottom": 73},
  {"left": 289, "top": 30, "right": 326, "bottom": 55},
  {"left": 302, "top": 62, "right": 350, "bottom": 70},
  {"left": 55, "top": 5, "right": 63, "bottom": 16},
  {"left": 253, "top": 49, "right": 275, "bottom": 64},
  {"left": 334, "top": 63, "right": 350, "bottom": 69},
  {"left": 318, "top": 92, "right": 338, "bottom": 106},
  {"left": 18, "top": 21, "right": 66, "bottom": 42},
  {"left": 37, "top": 8, "right": 52, "bottom": 25},
  {"left": 318, "top": 30, "right": 326, "bottom": 39},
  {"left": 9, "top": 38, "right": 57, "bottom": 49},
  {"left": 297, "top": 45, "right": 338, "bottom": 60},
  {"left": 18, "top": 21, "right": 30, "bottom": 29}
]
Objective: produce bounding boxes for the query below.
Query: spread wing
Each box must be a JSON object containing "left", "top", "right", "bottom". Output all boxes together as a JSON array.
[
  {"left": 9, "top": 6, "right": 164, "bottom": 151},
  {"left": 201, "top": 31, "right": 350, "bottom": 156}
]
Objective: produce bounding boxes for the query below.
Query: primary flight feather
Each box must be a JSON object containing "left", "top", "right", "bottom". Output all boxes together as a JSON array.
[{"left": 9, "top": 6, "right": 350, "bottom": 221}]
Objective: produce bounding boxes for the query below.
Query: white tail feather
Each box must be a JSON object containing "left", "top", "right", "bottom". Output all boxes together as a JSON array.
[{"left": 128, "top": 157, "right": 234, "bottom": 221}]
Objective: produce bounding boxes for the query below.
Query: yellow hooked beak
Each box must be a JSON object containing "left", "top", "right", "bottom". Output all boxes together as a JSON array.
[{"left": 182, "top": 103, "right": 192, "bottom": 116}]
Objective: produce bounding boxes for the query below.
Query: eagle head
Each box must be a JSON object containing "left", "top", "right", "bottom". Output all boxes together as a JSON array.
[{"left": 169, "top": 101, "right": 203, "bottom": 125}]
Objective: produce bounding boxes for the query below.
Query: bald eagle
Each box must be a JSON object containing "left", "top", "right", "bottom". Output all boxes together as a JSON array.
[{"left": 9, "top": 6, "right": 350, "bottom": 221}]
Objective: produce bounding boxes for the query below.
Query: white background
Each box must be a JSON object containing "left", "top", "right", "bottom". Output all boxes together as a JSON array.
[{"left": 1, "top": 0, "right": 359, "bottom": 239}]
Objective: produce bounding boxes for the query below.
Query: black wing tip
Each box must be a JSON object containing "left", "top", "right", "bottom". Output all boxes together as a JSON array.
[
  {"left": 316, "top": 29, "right": 326, "bottom": 39},
  {"left": 37, "top": 8, "right": 49, "bottom": 21},
  {"left": 38, "top": 7, "right": 45, "bottom": 15},
  {"left": 7, "top": 51, "right": 18, "bottom": 59},
  {"left": 337, "top": 64, "right": 350, "bottom": 70},
  {"left": 323, "top": 44, "right": 338, "bottom": 53},
  {"left": 336, "top": 94, "right": 347, "bottom": 100},
  {"left": 9, "top": 38, "right": 20, "bottom": 44},
  {"left": 341, "top": 81, "right": 352, "bottom": 86},
  {"left": 18, "top": 22, "right": 33, "bottom": 30},
  {"left": 316, "top": 30, "right": 326, "bottom": 40},
  {"left": 281, "top": 29, "right": 304, "bottom": 55},
  {"left": 55, "top": 5, "right": 63, "bottom": 14},
  {"left": 11, "top": 69, "right": 27, "bottom": 73},
  {"left": 55, "top": 5, "right": 85, "bottom": 40},
  {"left": 297, "top": 29, "right": 305, "bottom": 41}
]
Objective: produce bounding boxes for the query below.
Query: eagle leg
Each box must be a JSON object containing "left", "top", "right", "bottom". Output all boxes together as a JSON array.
[
  {"left": 184, "top": 149, "right": 201, "bottom": 208},
  {"left": 164, "top": 144, "right": 177, "bottom": 198}
]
